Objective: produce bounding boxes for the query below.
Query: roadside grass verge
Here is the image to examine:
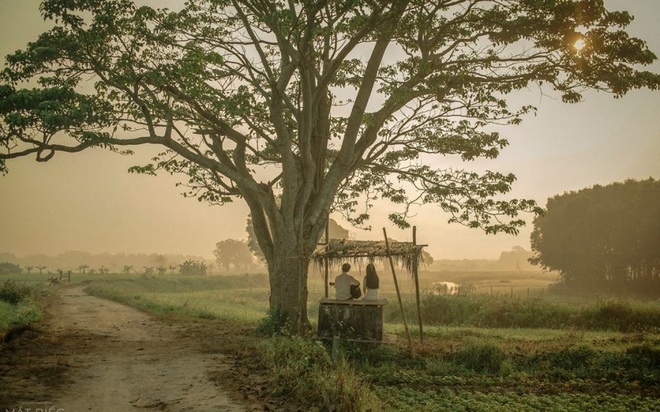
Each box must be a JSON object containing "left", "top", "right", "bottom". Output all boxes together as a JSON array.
[
  {"left": 85, "top": 274, "right": 270, "bottom": 323},
  {"left": 0, "top": 280, "right": 48, "bottom": 338}
]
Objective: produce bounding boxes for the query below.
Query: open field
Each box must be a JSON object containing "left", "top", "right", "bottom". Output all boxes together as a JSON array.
[{"left": 1, "top": 271, "right": 659, "bottom": 411}]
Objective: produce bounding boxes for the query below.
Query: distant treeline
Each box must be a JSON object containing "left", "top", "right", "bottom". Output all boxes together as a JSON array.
[
  {"left": 0, "top": 251, "right": 212, "bottom": 274},
  {"left": 425, "top": 246, "right": 540, "bottom": 272},
  {"left": 1, "top": 245, "right": 539, "bottom": 275}
]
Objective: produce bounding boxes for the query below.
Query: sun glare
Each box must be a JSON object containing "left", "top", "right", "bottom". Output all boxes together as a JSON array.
[{"left": 574, "top": 38, "right": 586, "bottom": 51}]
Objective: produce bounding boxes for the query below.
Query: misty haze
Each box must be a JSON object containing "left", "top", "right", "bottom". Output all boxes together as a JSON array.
[{"left": 1, "top": 1, "right": 659, "bottom": 411}]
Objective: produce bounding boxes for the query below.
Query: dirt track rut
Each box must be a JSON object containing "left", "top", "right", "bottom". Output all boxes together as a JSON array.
[{"left": 1, "top": 286, "right": 248, "bottom": 412}]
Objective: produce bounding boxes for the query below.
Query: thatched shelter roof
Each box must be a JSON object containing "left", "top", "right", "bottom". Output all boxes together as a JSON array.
[{"left": 312, "top": 239, "right": 426, "bottom": 271}]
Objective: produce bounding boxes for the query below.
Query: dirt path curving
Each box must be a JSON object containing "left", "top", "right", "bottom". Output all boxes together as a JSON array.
[{"left": 1, "top": 285, "right": 251, "bottom": 411}]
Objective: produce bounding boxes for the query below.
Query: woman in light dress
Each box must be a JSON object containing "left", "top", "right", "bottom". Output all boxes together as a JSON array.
[{"left": 362, "top": 263, "right": 380, "bottom": 300}]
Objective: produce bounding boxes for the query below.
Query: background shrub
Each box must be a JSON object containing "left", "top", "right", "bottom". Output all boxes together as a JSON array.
[
  {"left": 0, "top": 280, "right": 31, "bottom": 305},
  {"left": 419, "top": 293, "right": 660, "bottom": 332},
  {"left": 453, "top": 340, "right": 508, "bottom": 373},
  {"left": 260, "top": 337, "right": 383, "bottom": 411},
  {"left": 0, "top": 262, "right": 22, "bottom": 276}
]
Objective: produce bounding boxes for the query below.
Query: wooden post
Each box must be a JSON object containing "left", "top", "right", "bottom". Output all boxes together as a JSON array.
[
  {"left": 332, "top": 336, "right": 340, "bottom": 362},
  {"left": 412, "top": 226, "right": 423, "bottom": 342},
  {"left": 383, "top": 228, "right": 414, "bottom": 357},
  {"left": 324, "top": 218, "right": 330, "bottom": 298}
]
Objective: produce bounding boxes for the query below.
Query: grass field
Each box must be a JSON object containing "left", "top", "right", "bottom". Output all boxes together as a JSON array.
[{"left": 1, "top": 270, "right": 658, "bottom": 411}]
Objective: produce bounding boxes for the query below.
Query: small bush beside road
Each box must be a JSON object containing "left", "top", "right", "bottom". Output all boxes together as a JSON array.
[{"left": 0, "top": 280, "right": 46, "bottom": 338}]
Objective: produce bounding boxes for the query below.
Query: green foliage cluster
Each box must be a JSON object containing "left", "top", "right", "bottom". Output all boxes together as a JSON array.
[
  {"left": 256, "top": 308, "right": 290, "bottom": 336},
  {"left": 523, "top": 343, "right": 660, "bottom": 384},
  {"left": 453, "top": 340, "right": 509, "bottom": 374},
  {"left": 0, "top": 262, "right": 22, "bottom": 276},
  {"left": 0, "top": 281, "right": 44, "bottom": 335},
  {"left": 178, "top": 259, "right": 207, "bottom": 276},
  {"left": 0, "top": 280, "right": 31, "bottom": 305},
  {"left": 361, "top": 340, "right": 659, "bottom": 411},
  {"left": 244, "top": 319, "right": 660, "bottom": 411},
  {"left": 259, "top": 337, "right": 383, "bottom": 411},
  {"left": 418, "top": 294, "right": 660, "bottom": 332},
  {"left": 213, "top": 239, "right": 256, "bottom": 272},
  {"left": 531, "top": 179, "right": 660, "bottom": 297},
  {"left": 375, "top": 386, "right": 658, "bottom": 412}
]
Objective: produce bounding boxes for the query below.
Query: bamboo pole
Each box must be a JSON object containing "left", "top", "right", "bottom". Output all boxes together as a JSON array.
[
  {"left": 324, "top": 259, "right": 329, "bottom": 298},
  {"left": 383, "top": 228, "right": 414, "bottom": 357},
  {"left": 324, "top": 218, "right": 330, "bottom": 298},
  {"left": 412, "top": 226, "right": 423, "bottom": 342}
]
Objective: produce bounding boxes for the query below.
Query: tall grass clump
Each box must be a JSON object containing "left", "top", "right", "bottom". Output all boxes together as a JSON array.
[
  {"left": 0, "top": 280, "right": 31, "bottom": 305},
  {"left": 575, "top": 299, "right": 660, "bottom": 332},
  {"left": 0, "top": 280, "right": 44, "bottom": 335},
  {"left": 420, "top": 293, "right": 572, "bottom": 328},
  {"left": 453, "top": 340, "right": 510, "bottom": 374},
  {"left": 256, "top": 308, "right": 290, "bottom": 336},
  {"left": 530, "top": 345, "right": 598, "bottom": 376},
  {"left": 259, "top": 337, "right": 383, "bottom": 411},
  {"left": 420, "top": 293, "right": 660, "bottom": 332}
]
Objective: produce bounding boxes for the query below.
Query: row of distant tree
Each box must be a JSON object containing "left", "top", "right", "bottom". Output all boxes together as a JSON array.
[
  {"left": 0, "top": 259, "right": 213, "bottom": 277},
  {"left": 428, "top": 246, "right": 539, "bottom": 272},
  {"left": 0, "top": 251, "right": 213, "bottom": 275},
  {"left": 531, "top": 179, "right": 659, "bottom": 297}
]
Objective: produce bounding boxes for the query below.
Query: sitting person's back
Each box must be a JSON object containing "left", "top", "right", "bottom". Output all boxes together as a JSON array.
[
  {"left": 334, "top": 263, "right": 359, "bottom": 300},
  {"left": 362, "top": 263, "right": 380, "bottom": 300}
]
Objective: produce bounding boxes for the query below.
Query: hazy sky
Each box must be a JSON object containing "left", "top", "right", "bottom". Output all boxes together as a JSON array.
[{"left": 1, "top": 0, "right": 658, "bottom": 260}]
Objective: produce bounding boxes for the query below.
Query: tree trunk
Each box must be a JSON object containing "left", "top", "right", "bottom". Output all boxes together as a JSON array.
[{"left": 267, "top": 232, "right": 312, "bottom": 335}]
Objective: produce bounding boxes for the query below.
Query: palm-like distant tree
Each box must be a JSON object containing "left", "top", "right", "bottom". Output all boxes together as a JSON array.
[
  {"left": 168, "top": 265, "right": 177, "bottom": 275},
  {"left": 143, "top": 266, "right": 154, "bottom": 275},
  {"left": 99, "top": 266, "right": 109, "bottom": 274},
  {"left": 78, "top": 264, "right": 89, "bottom": 274},
  {"left": 25, "top": 266, "right": 34, "bottom": 275},
  {"left": 122, "top": 265, "right": 133, "bottom": 275},
  {"left": 36, "top": 265, "right": 47, "bottom": 274},
  {"left": 157, "top": 266, "right": 167, "bottom": 275}
]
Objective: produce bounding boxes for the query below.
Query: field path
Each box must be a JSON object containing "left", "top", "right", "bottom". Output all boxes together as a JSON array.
[{"left": 1, "top": 285, "right": 249, "bottom": 411}]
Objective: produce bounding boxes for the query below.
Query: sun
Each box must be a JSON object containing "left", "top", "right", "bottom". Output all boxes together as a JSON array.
[{"left": 574, "top": 38, "right": 586, "bottom": 51}]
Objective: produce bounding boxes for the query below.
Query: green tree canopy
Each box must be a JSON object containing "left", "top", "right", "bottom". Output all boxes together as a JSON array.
[
  {"left": 530, "top": 179, "right": 660, "bottom": 296},
  {"left": 0, "top": 262, "right": 22, "bottom": 276},
  {"left": 179, "top": 259, "right": 207, "bottom": 276},
  {"left": 213, "top": 238, "right": 256, "bottom": 272},
  {"left": 1, "top": 0, "right": 659, "bottom": 332}
]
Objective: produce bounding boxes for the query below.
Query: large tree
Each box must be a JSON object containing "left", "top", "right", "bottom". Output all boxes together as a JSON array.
[
  {"left": 1, "top": 0, "right": 659, "bottom": 332},
  {"left": 530, "top": 179, "right": 660, "bottom": 296},
  {"left": 214, "top": 238, "right": 256, "bottom": 271}
]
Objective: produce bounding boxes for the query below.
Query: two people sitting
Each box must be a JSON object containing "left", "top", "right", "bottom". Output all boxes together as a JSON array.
[{"left": 334, "top": 262, "right": 379, "bottom": 300}]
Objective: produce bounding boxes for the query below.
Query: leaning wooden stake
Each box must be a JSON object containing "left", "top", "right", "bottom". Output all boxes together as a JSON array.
[
  {"left": 412, "top": 226, "right": 424, "bottom": 342},
  {"left": 324, "top": 220, "right": 330, "bottom": 298},
  {"left": 383, "top": 228, "right": 415, "bottom": 357}
]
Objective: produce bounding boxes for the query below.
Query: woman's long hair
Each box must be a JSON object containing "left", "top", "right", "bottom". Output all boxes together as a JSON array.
[{"left": 365, "top": 263, "right": 379, "bottom": 289}]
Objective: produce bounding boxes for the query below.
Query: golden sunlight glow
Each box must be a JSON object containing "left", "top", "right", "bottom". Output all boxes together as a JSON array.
[{"left": 574, "top": 38, "right": 586, "bottom": 51}]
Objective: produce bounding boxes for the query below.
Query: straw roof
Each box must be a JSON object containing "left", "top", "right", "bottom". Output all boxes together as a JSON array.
[{"left": 312, "top": 239, "right": 426, "bottom": 271}]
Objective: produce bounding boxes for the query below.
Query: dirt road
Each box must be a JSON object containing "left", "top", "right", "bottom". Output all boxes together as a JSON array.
[{"left": 1, "top": 286, "right": 251, "bottom": 411}]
